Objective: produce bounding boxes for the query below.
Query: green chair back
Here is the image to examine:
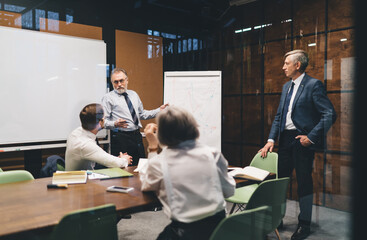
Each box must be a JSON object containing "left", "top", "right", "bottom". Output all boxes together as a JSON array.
[
  {"left": 250, "top": 152, "right": 278, "bottom": 178},
  {"left": 210, "top": 206, "right": 270, "bottom": 240},
  {"left": 0, "top": 168, "right": 3, "bottom": 172},
  {"left": 0, "top": 170, "right": 34, "bottom": 184},
  {"left": 245, "top": 177, "right": 290, "bottom": 235},
  {"left": 51, "top": 204, "right": 118, "bottom": 240}
]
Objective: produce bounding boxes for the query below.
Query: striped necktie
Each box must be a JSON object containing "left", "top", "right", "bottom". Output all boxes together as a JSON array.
[
  {"left": 122, "top": 92, "right": 139, "bottom": 126},
  {"left": 280, "top": 82, "right": 295, "bottom": 132}
]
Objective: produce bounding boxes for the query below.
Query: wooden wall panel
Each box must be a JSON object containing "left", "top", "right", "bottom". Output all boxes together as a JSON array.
[
  {"left": 222, "top": 143, "right": 242, "bottom": 167},
  {"left": 115, "top": 29, "right": 163, "bottom": 127},
  {"left": 328, "top": 0, "right": 354, "bottom": 30},
  {"left": 264, "top": 40, "right": 292, "bottom": 93},
  {"left": 242, "top": 96, "right": 261, "bottom": 145},
  {"left": 264, "top": 0, "right": 292, "bottom": 41},
  {"left": 222, "top": 21, "right": 242, "bottom": 50},
  {"left": 324, "top": 153, "right": 352, "bottom": 211},
  {"left": 293, "top": 0, "right": 325, "bottom": 36},
  {"left": 312, "top": 152, "right": 325, "bottom": 206},
  {"left": 327, "top": 30, "right": 355, "bottom": 91},
  {"left": 223, "top": 97, "right": 241, "bottom": 142},
  {"left": 327, "top": 92, "right": 353, "bottom": 152},
  {"left": 293, "top": 34, "right": 325, "bottom": 82},
  {"left": 223, "top": 47, "right": 242, "bottom": 95},
  {"left": 243, "top": 44, "right": 262, "bottom": 94},
  {"left": 207, "top": 50, "right": 222, "bottom": 71},
  {"left": 0, "top": 10, "right": 21, "bottom": 28},
  {"left": 238, "top": 2, "right": 263, "bottom": 46},
  {"left": 263, "top": 95, "right": 281, "bottom": 141},
  {"left": 242, "top": 146, "right": 261, "bottom": 167}
]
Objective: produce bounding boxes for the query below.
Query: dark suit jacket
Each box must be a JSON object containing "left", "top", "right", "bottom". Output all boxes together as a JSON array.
[{"left": 269, "top": 73, "right": 337, "bottom": 149}]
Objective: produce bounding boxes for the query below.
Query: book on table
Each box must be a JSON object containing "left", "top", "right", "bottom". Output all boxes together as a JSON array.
[
  {"left": 228, "top": 166, "right": 270, "bottom": 181},
  {"left": 52, "top": 171, "right": 87, "bottom": 184}
]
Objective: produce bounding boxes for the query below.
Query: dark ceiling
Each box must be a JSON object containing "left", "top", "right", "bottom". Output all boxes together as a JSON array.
[{"left": 3, "top": 0, "right": 236, "bottom": 35}]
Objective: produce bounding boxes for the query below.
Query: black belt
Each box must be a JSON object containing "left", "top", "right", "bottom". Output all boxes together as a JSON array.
[{"left": 113, "top": 129, "right": 140, "bottom": 135}]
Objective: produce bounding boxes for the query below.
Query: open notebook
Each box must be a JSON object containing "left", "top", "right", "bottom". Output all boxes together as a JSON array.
[{"left": 228, "top": 166, "right": 270, "bottom": 181}]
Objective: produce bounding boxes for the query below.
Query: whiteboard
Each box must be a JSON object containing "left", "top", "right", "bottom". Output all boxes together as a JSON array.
[
  {"left": 0, "top": 26, "right": 107, "bottom": 145},
  {"left": 164, "top": 71, "right": 222, "bottom": 150}
]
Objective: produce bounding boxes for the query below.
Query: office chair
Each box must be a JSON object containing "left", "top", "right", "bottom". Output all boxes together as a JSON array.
[
  {"left": 210, "top": 206, "right": 270, "bottom": 240},
  {"left": 0, "top": 170, "right": 34, "bottom": 184},
  {"left": 50, "top": 204, "right": 118, "bottom": 240},
  {"left": 227, "top": 152, "right": 278, "bottom": 214},
  {"left": 244, "top": 177, "right": 290, "bottom": 240}
]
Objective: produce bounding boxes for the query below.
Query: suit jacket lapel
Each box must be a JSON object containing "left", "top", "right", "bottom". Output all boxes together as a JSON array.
[{"left": 291, "top": 74, "right": 307, "bottom": 110}]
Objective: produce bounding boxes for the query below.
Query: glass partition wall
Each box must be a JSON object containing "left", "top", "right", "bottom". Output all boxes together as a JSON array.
[{"left": 0, "top": 0, "right": 354, "bottom": 238}]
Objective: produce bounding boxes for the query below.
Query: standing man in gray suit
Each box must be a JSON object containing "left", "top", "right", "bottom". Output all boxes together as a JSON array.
[{"left": 259, "top": 50, "right": 337, "bottom": 240}]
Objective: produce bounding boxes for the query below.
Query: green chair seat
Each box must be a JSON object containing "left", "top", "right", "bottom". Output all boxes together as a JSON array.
[{"left": 226, "top": 183, "right": 258, "bottom": 204}]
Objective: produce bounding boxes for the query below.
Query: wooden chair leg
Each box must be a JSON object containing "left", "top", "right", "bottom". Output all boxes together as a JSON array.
[{"left": 274, "top": 229, "right": 281, "bottom": 240}]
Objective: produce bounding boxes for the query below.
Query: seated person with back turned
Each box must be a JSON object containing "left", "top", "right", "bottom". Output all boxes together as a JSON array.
[
  {"left": 65, "top": 103, "right": 132, "bottom": 171},
  {"left": 140, "top": 106, "right": 235, "bottom": 240}
]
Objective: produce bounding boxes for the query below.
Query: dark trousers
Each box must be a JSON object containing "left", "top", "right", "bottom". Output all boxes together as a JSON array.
[
  {"left": 111, "top": 130, "right": 145, "bottom": 166},
  {"left": 157, "top": 210, "right": 225, "bottom": 240},
  {"left": 278, "top": 130, "right": 314, "bottom": 227}
]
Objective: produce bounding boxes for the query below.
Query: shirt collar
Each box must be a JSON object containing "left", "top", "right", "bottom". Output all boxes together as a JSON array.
[
  {"left": 292, "top": 73, "right": 305, "bottom": 86},
  {"left": 81, "top": 127, "right": 96, "bottom": 139}
]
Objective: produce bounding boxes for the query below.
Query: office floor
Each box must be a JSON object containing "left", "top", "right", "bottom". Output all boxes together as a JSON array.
[{"left": 117, "top": 199, "right": 351, "bottom": 240}]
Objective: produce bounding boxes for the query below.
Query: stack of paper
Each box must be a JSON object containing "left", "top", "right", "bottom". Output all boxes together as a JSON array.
[{"left": 52, "top": 171, "right": 87, "bottom": 184}]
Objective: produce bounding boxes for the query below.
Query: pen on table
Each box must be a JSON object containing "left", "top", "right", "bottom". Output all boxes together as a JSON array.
[
  {"left": 100, "top": 176, "right": 124, "bottom": 181},
  {"left": 47, "top": 184, "right": 68, "bottom": 189}
]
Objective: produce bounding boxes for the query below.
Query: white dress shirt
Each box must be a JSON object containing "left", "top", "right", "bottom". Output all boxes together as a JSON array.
[
  {"left": 102, "top": 89, "right": 160, "bottom": 131},
  {"left": 284, "top": 73, "right": 304, "bottom": 130},
  {"left": 140, "top": 140, "right": 235, "bottom": 223},
  {"left": 65, "top": 127, "right": 128, "bottom": 170},
  {"left": 268, "top": 73, "right": 304, "bottom": 143}
]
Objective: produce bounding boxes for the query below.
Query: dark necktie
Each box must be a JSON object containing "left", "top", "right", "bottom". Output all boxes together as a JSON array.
[
  {"left": 280, "top": 82, "right": 295, "bottom": 132},
  {"left": 122, "top": 92, "right": 139, "bottom": 126}
]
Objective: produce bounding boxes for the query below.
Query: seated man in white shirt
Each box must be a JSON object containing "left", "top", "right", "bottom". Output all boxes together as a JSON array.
[
  {"left": 65, "top": 103, "right": 132, "bottom": 171},
  {"left": 140, "top": 106, "right": 235, "bottom": 240}
]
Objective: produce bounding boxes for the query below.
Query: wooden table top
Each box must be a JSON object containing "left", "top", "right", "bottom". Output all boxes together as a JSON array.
[
  {"left": 0, "top": 166, "right": 159, "bottom": 238},
  {"left": 0, "top": 166, "right": 273, "bottom": 238}
]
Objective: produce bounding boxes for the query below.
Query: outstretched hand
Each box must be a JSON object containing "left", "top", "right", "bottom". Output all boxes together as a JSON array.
[{"left": 160, "top": 103, "right": 169, "bottom": 110}]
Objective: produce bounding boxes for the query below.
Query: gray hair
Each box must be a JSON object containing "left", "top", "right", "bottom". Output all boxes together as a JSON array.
[
  {"left": 111, "top": 67, "right": 128, "bottom": 78},
  {"left": 284, "top": 50, "right": 309, "bottom": 72},
  {"left": 157, "top": 106, "right": 199, "bottom": 147}
]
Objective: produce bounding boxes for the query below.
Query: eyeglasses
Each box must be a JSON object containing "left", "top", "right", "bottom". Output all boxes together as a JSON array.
[{"left": 113, "top": 78, "right": 127, "bottom": 84}]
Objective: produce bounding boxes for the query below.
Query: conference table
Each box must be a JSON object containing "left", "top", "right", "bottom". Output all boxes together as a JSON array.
[{"left": 0, "top": 166, "right": 271, "bottom": 239}]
